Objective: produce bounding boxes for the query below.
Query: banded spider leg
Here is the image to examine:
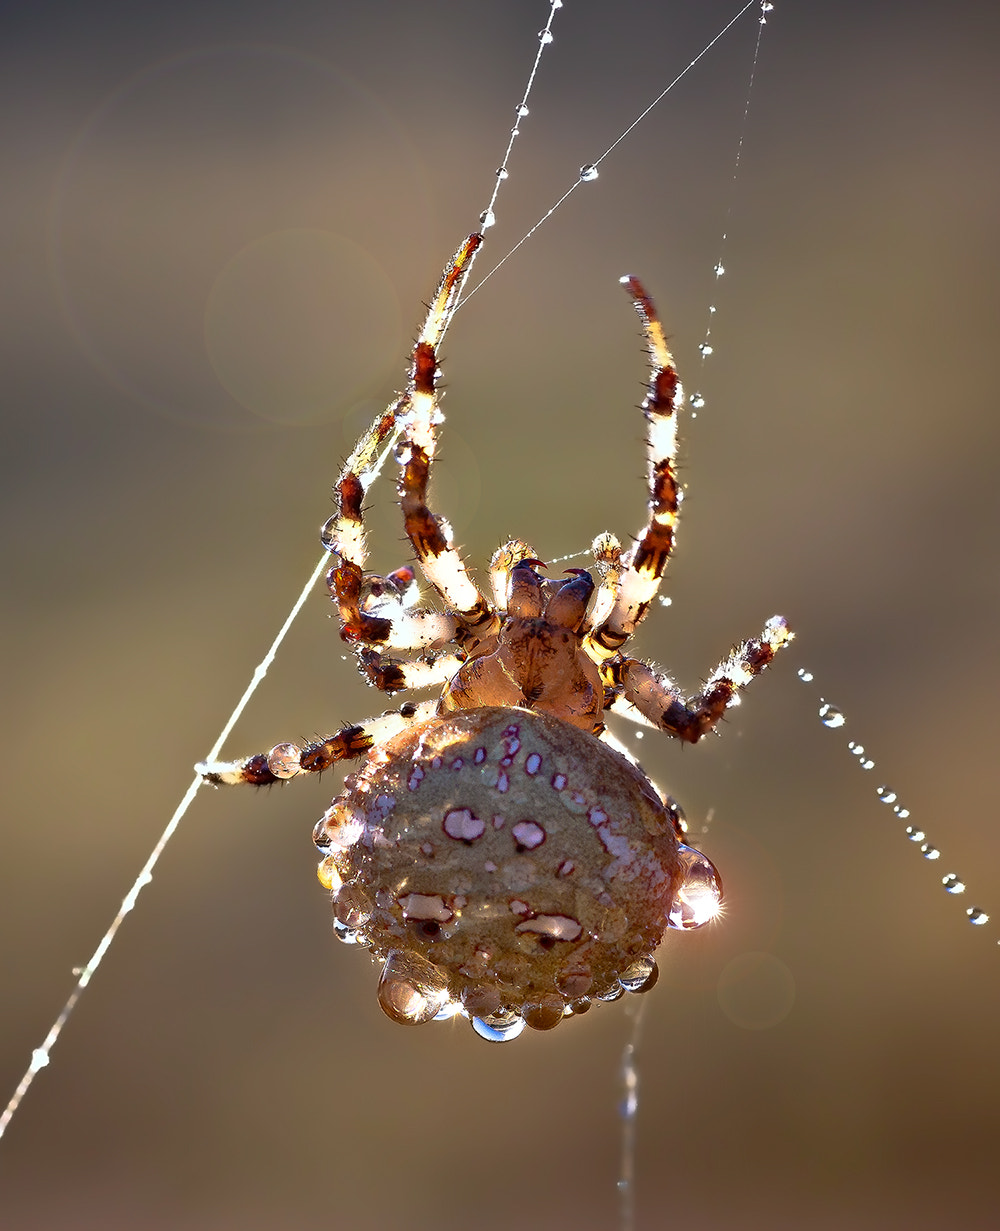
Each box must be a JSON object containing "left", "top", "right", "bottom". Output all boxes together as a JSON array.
[
  {"left": 199, "top": 235, "right": 488, "bottom": 787},
  {"left": 583, "top": 276, "right": 792, "bottom": 746}
]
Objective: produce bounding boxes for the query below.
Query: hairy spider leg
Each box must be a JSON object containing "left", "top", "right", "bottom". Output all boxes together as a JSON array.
[
  {"left": 322, "top": 234, "right": 484, "bottom": 648},
  {"left": 605, "top": 616, "right": 793, "bottom": 743},
  {"left": 198, "top": 242, "right": 491, "bottom": 785},
  {"left": 357, "top": 647, "right": 467, "bottom": 694},
  {"left": 346, "top": 571, "right": 471, "bottom": 696},
  {"left": 348, "top": 564, "right": 461, "bottom": 657},
  {"left": 339, "top": 589, "right": 460, "bottom": 656},
  {"left": 585, "top": 277, "right": 684, "bottom": 662},
  {"left": 332, "top": 230, "right": 522, "bottom": 703},
  {"left": 395, "top": 333, "right": 498, "bottom": 650},
  {"left": 197, "top": 701, "right": 439, "bottom": 786}
]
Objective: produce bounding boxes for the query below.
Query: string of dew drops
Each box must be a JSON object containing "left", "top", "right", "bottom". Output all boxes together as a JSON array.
[
  {"left": 689, "top": 2, "right": 772, "bottom": 421},
  {"left": 796, "top": 667, "right": 993, "bottom": 936}
]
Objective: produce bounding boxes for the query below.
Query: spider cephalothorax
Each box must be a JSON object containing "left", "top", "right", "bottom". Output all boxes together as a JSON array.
[{"left": 198, "top": 234, "right": 791, "bottom": 1041}]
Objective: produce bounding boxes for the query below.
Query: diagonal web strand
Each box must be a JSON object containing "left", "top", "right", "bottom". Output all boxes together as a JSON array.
[{"left": 0, "top": 552, "right": 329, "bottom": 1140}]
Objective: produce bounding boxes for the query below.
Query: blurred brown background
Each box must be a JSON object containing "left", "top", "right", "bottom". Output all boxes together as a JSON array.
[{"left": 2, "top": 1, "right": 998, "bottom": 1227}]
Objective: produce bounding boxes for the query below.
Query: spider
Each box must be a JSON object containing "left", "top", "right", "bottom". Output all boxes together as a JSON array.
[{"left": 198, "top": 232, "right": 792, "bottom": 1042}]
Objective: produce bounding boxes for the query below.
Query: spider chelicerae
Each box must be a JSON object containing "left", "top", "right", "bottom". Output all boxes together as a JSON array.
[{"left": 198, "top": 232, "right": 792, "bottom": 1043}]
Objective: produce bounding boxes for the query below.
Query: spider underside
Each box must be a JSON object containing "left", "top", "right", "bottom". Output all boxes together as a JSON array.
[{"left": 198, "top": 234, "right": 792, "bottom": 1040}]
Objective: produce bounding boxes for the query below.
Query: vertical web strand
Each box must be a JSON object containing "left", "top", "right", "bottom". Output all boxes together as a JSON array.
[
  {"left": 691, "top": 1, "right": 772, "bottom": 416},
  {"left": 606, "top": 6, "right": 778, "bottom": 1224},
  {"left": 617, "top": 998, "right": 648, "bottom": 1231}
]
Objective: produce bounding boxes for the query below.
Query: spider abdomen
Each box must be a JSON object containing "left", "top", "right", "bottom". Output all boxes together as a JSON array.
[{"left": 315, "top": 706, "right": 696, "bottom": 1036}]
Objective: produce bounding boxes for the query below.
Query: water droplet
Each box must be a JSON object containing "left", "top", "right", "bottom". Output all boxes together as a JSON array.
[
  {"left": 521, "top": 995, "right": 565, "bottom": 1030},
  {"left": 921, "top": 844, "right": 941, "bottom": 860},
  {"left": 433, "top": 999, "right": 463, "bottom": 1021},
  {"left": 333, "top": 919, "right": 360, "bottom": 944},
  {"left": 319, "top": 801, "right": 365, "bottom": 850},
  {"left": 479, "top": 208, "right": 496, "bottom": 230},
  {"left": 713, "top": 262, "right": 725, "bottom": 277},
  {"left": 334, "top": 882, "right": 373, "bottom": 930},
  {"left": 905, "top": 827, "right": 926, "bottom": 843},
  {"left": 819, "top": 703, "right": 845, "bottom": 728},
  {"left": 967, "top": 907, "right": 989, "bottom": 925},
  {"left": 471, "top": 1009, "right": 526, "bottom": 1042},
  {"left": 668, "top": 845, "right": 724, "bottom": 929},
  {"left": 516, "top": 104, "right": 529, "bottom": 117},
  {"left": 690, "top": 392, "right": 706, "bottom": 409},
  {"left": 876, "top": 786, "right": 897, "bottom": 805},
  {"left": 892, "top": 804, "right": 910, "bottom": 820},
  {"left": 619, "top": 956, "right": 659, "bottom": 993},
  {"left": 860, "top": 758, "right": 875, "bottom": 770},
  {"left": 579, "top": 163, "right": 599, "bottom": 182},
  {"left": 316, "top": 856, "right": 343, "bottom": 893},
  {"left": 698, "top": 342, "right": 714, "bottom": 356},
  {"left": 942, "top": 874, "right": 966, "bottom": 895},
  {"left": 266, "top": 742, "right": 301, "bottom": 778},
  {"left": 796, "top": 668, "right": 814, "bottom": 683},
  {"left": 376, "top": 950, "right": 450, "bottom": 1025},
  {"left": 596, "top": 984, "right": 625, "bottom": 1002},
  {"left": 496, "top": 166, "right": 509, "bottom": 179},
  {"left": 461, "top": 984, "right": 502, "bottom": 1019},
  {"left": 848, "top": 741, "right": 864, "bottom": 757},
  {"left": 538, "top": 29, "right": 554, "bottom": 44}
]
